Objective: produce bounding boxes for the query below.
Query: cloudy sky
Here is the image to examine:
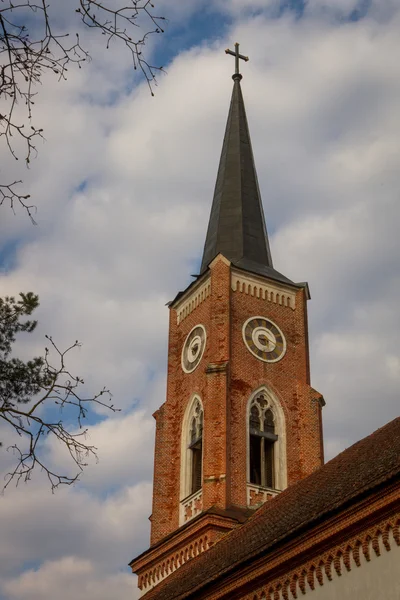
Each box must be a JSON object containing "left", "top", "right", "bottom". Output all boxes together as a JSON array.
[{"left": 1, "top": 0, "right": 399, "bottom": 598}]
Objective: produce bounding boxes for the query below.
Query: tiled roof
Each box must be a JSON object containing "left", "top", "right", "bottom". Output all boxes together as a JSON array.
[{"left": 144, "top": 417, "right": 400, "bottom": 600}]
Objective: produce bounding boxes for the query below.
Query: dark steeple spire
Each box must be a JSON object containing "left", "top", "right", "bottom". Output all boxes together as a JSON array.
[{"left": 200, "top": 45, "right": 293, "bottom": 285}]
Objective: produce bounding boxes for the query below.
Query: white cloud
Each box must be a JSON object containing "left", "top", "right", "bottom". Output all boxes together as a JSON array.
[
  {"left": 386, "top": 355, "right": 400, "bottom": 380},
  {"left": 215, "top": 0, "right": 282, "bottom": 17},
  {"left": 304, "top": 0, "right": 362, "bottom": 17},
  {"left": 1, "top": 1, "right": 400, "bottom": 598},
  {"left": 1, "top": 557, "right": 139, "bottom": 600},
  {"left": 0, "top": 478, "right": 151, "bottom": 575},
  {"left": 41, "top": 410, "right": 155, "bottom": 491}
]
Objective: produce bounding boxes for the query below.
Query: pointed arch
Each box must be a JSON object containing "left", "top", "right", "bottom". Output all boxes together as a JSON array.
[
  {"left": 180, "top": 394, "right": 204, "bottom": 502},
  {"left": 247, "top": 386, "right": 287, "bottom": 492}
]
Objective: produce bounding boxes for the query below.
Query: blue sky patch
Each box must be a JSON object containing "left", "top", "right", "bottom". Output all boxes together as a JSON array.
[{"left": 0, "top": 239, "right": 20, "bottom": 274}]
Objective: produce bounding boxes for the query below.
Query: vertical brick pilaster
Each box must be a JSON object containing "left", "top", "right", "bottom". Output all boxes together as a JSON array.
[
  {"left": 203, "top": 255, "right": 231, "bottom": 510},
  {"left": 151, "top": 307, "right": 181, "bottom": 545}
]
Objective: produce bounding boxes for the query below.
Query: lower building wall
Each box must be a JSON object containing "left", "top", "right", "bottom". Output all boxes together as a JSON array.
[
  {"left": 242, "top": 522, "right": 400, "bottom": 600},
  {"left": 309, "top": 533, "right": 400, "bottom": 600}
]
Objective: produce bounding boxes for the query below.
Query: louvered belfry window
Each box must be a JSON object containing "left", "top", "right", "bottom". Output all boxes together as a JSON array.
[
  {"left": 189, "top": 401, "right": 203, "bottom": 495},
  {"left": 249, "top": 394, "right": 278, "bottom": 488}
]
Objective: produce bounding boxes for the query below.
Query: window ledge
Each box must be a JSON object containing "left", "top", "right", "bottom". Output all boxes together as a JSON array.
[{"left": 246, "top": 483, "right": 281, "bottom": 508}]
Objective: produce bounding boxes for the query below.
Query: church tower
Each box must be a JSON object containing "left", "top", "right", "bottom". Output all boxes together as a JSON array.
[{"left": 130, "top": 44, "right": 325, "bottom": 596}]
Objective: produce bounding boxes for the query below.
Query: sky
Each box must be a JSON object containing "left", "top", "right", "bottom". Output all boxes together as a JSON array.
[{"left": 1, "top": 0, "right": 400, "bottom": 598}]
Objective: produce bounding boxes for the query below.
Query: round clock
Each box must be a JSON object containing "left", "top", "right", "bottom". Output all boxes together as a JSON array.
[
  {"left": 181, "top": 325, "right": 207, "bottom": 373},
  {"left": 242, "top": 317, "right": 286, "bottom": 363}
]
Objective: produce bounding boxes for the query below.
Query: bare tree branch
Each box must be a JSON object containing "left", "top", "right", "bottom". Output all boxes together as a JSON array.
[
  {"left": 0, "top": 180, "right": 37, "bottom": 222},
  {"left": 0, "top": 293, "right": 118, "bottom": 492},
  {"left": 0, "top": 0, "right": 166, "bottom": 219}
]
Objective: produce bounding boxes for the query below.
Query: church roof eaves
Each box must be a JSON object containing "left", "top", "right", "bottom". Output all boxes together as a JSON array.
[
  {"left": 143, "top": 416, "right": 400, "bottom": 600},
  {"left": 231, "top": 258, "right": 295, "bottom": 286},
  {"left": 168, "top": 270, "right": 210, "bottom": 309},
  {"left": 230, "top": 262, "right": 309, "bottom": 295}
]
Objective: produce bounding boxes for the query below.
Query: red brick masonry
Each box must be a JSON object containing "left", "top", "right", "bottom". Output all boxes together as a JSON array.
[{"left": 130, "top": 255, "right": 325, "bottom": 591}]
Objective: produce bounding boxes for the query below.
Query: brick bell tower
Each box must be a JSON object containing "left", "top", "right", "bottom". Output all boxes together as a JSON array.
[{"left": 130, "top": 44, "right": 325, "bottom": 595}]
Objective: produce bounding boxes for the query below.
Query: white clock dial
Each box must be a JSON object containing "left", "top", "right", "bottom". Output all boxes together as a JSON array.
[
  {"left": 242, "top": 317, "right": 286, "bottom": 363},
  {"left": 181, "top": 325, "right": 207, "bottom": 373}
]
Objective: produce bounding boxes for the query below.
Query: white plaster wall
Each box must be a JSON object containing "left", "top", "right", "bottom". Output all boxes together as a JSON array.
[{"left": 310, "top": 535, "right": 400, "bottom": 600}]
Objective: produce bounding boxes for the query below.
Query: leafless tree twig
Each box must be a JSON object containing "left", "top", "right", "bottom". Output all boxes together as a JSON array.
[
  {"left": 0, "top": 0, "right": 166, "bottom": 219},
  {"left": 1, "top": 293, "right": 118, "bottom": 492}
]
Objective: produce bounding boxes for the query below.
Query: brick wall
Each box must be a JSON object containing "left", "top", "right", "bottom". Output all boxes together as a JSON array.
[{"left": 149, "top": 253, "right": 324, "bottom": 554}]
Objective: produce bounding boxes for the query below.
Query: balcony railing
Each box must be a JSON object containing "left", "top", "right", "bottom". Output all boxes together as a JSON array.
[
  {"left": 247, "top": 483, "right": 280, "bottom": 507},
  {"left": 179, "top": 489, "right": 203, "bottom": 525}
]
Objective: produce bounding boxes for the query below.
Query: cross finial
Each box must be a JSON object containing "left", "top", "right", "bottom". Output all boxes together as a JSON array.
[{"left": 225, "top": 42, "right": 249, "bottom": 81}]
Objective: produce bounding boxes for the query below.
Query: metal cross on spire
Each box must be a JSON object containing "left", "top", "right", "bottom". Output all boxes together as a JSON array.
[{"left": 225, "top": 42, "right": 249, "bottom": 81}]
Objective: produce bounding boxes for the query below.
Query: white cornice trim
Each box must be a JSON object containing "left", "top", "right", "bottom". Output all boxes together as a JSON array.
[
  {"left": 231, "top": 270, "right": 297, "bottom": 310},
  {"left": 175, "top": 276, "right": 211, "bottom": 324}
]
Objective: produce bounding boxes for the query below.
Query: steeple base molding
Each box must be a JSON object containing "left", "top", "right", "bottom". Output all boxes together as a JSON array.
[
  {"left": 231, "top": 269, "right": 298, "bottom": 309},
  {"left": 130, "top": 508, "right": 251, "bottom": 596}
]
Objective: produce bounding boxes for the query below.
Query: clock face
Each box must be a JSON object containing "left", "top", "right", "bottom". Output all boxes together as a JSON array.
[
  {"left": 242, "top": 317, "right": 286, "bottom": 363},
  {"left": 181, "top": 325, "right": 207, "bottom": 373}
]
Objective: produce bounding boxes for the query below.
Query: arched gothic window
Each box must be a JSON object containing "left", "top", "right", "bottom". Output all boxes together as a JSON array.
[
  {"left": 248, "top": 391, "right": 285, "bottom": 490},
  {"left": 180, "top": 396, "right": 204, "bottom": 501},
  {"left": 189, "top": 401, "right": 203, "bottom": 494}
]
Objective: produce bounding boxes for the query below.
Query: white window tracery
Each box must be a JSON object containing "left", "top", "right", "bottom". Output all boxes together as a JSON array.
[
  {"left": 180, "top": 396, "right": 204, "bottom": 501},
  {"left": 247, "top": 387, "right": 287, "bottom": 492}
]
